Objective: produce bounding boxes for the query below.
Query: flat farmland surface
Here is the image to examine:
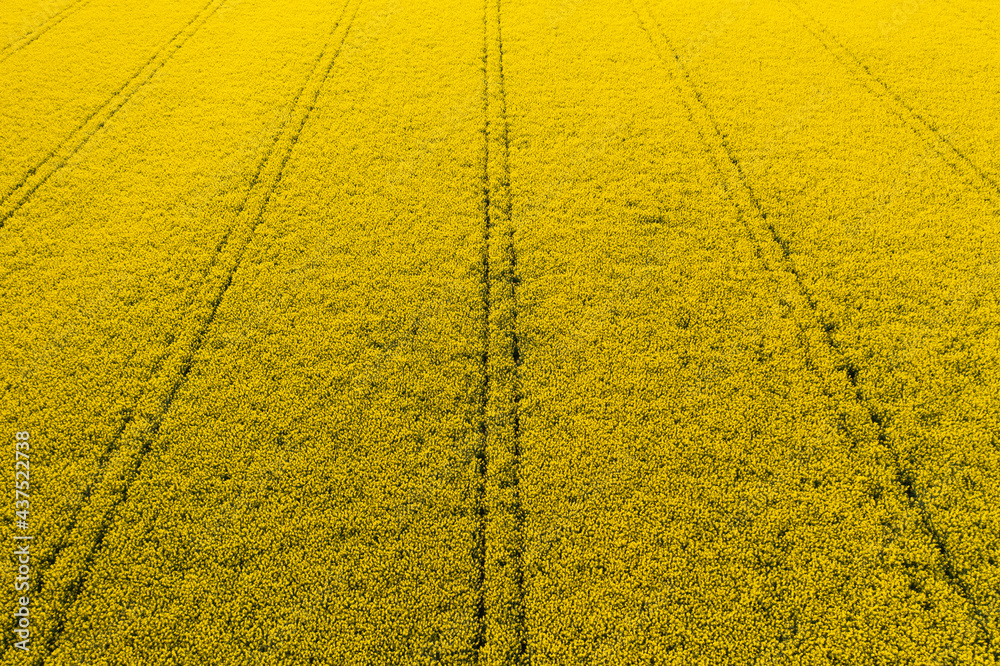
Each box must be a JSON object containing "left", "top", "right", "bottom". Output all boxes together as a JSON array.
[{"left": 0, "top": 0, "right": 997, "bottom": 664}]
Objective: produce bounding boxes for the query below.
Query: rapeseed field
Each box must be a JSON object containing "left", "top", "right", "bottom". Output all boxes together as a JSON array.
[{"left": 0, "top": 0, "right": 996, "bottom": 663}]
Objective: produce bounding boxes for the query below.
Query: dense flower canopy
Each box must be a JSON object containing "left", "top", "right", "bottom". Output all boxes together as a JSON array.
[{"left": 0, "top": 0, "right": 996, "bottom": 663}]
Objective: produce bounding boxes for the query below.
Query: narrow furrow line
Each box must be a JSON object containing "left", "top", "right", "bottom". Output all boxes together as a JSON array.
[
  {"left": 192, "top": 54, "right": 334, "bottom": 290},
  {"left": 780, "top": 0, "right": 1000, "bottom": 206},
  {"left": 633, "top": 0, "right": 996, "bottom": 655},
  {"left": 16, "top": 1, "right": 363, "bottom": 661},
  {"left": 494, "top": 4, "right": 527, "bottom": 658},
  {"left": 0, "top": 0, "right": 228, "bottom": 229},
  {"left": 473, "top": 0, "right": 491, "bottom": 650},
  {"left": 0, "top": 0, "right": 92, "bottom": 65},
  {"left": 49, "top": 0, "right": 349, "bottom": 486},
  {"left": 479, "top": 0, "right": 526, "bottom": 663},
  {"left": 8, "top": 0, "right": 357, "bottom": 644},
  {"left": 0, "top": 0, "right": 88, "bottom": 64}
]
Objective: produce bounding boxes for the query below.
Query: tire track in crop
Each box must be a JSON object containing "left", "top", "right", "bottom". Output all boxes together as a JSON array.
[
  {"left": 780, "top": 0, "right": 1000, "bottom": 206},
  {"left": 633, "top": 0, "right": 997, "bottom": 655},
  {"left": 477, "top": 0, "right": 525, "bottom": 663},
  {"left": 0, "top": 0, "right": 228, "bottom": 230},
  {"left": 0, "top": 0, "right": 92, "bottom": 65},
  {"left": 0, "top": 0, "right": 224, "bottom": 648},
  {"left": 473, "top": 0, "right": 492, "bottom": 651},
  {"left": 474, "top": 10, "right": 492, "bottom": 658},
  {"left": 0, "top": 12, "right": 353, "bottom": 625},
  {"left": 4, "top": 2, "right": 353, "bottom": 652},
  {"left": 12, "top": 1, "right": 363, "bottom": 661}
]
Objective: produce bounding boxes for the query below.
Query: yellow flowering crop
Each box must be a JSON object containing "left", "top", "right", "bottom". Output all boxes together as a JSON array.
[
  {"left": 0, "top": 0, "right": 996, "bottom": 663},
  {"left": 0, "top": 0, "right": 86, "bottom": 66}
]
